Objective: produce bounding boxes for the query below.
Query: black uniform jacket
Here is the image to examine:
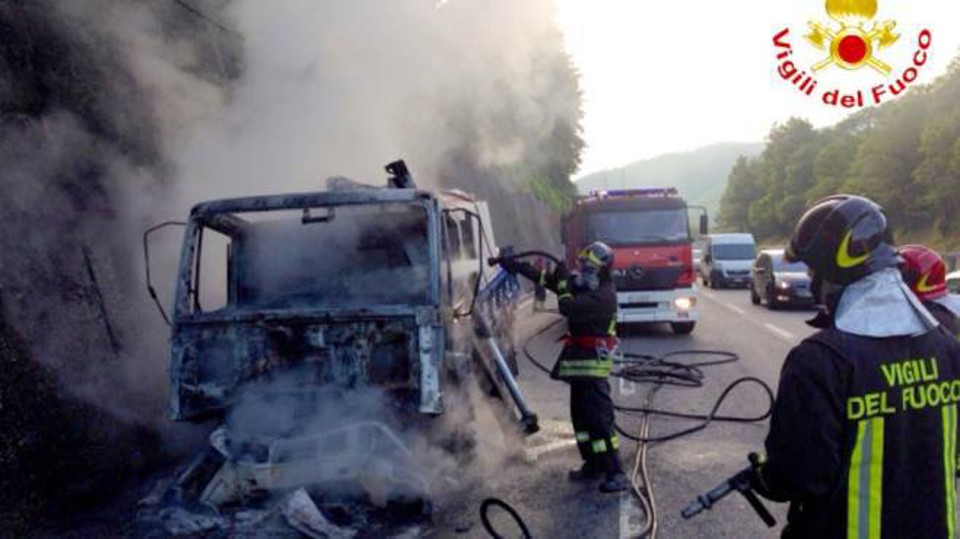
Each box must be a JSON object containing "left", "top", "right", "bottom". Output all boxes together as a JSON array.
[{"left": 762, "top": 325, "right": 960, "bottom": 538}]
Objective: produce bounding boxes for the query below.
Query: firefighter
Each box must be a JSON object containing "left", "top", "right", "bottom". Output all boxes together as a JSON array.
[
  {"left": 899, "top": 244, "right": 960, "bottom": 337},
  {"left": 499, "top": 242, "right": 628, "bottom": 493},
  {"left": 751, "top": 195, "right": 960, "bottom": 538},
  {"left": 533, "top": 256, "right": 547, "bottom": 312}
]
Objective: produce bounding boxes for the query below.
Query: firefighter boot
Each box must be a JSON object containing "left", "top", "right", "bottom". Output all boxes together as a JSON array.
[
  {"left": 599, "top": 471, "right": 629, "bottom": 493},
  {"left": 568, "top": 461, "right": 604, "bottom": 482}
]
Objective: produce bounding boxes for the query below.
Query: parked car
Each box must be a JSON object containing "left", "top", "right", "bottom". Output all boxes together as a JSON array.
[
  {"left": 750, "top": 249, "right": 815, "bottom": 309},
  {"left": 948, "top": 270, "right": 960, "bottom": 294},
  {"left": 701, "top": 233, "right": 756, "bottom": 288}
]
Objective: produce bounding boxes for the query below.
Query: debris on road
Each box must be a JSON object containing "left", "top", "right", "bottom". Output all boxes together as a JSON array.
[{"left": 281, "top": 488, "right": 356, "bottom": 539}]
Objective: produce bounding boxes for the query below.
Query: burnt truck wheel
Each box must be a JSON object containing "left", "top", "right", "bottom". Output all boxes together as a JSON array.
[{"left": 671, "top": 322, "right": 695, "bottom": 335}]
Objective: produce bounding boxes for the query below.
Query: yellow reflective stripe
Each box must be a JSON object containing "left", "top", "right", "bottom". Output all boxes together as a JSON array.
[
  {"left": 558, "top": 279, "right": 568, "bottom": 292},
  {"left": 847, "top": 417, "right": 884, "bottom": 539},
  {"left": 944, "top": 405, "right": 957, "bottom": 539},
  {"left": 559, "top": 292, "right": 573, "bottom": 300},
  {"left": 576, "top": 431, "right": 590, "bottom": 442},
  {"left": 611, "top": 434, "right": 620, "bottom": 450},
  {"left": 837, "top": 229, "right": 870, "bottom": 269},
  {"left": 867, "top": 418, "right": 883, "bottom": 539},
  {"left": 560, "top": 359, "right": 613, "bottom": 368},
  {"left": 558, "top": 367, "right": 610, "bottom": 378},
  {"left": 557, "top": 358, "right": 612, "bottom": 378},
  {"left": 580, "top": 248, "right": 604, "bottom": 268},
  {"left": 607, "top": 316, "right": 617, "bottom": 336},
  {"left": 538, "top": 270, "right": 547, "bottom": 287},
  {"left": 847, "top": 420, "right": 867, "bottom": 539},
  {"left": 591, "top": 439, "right": 607, "bottom": 454}
]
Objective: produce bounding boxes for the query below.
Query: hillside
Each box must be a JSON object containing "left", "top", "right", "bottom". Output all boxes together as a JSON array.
[
  {"left": 717, "top": 56, "right": 960, "bottom": 252},
  {"left": 574, "top": 142, "right": 765, "bottom": 216}
]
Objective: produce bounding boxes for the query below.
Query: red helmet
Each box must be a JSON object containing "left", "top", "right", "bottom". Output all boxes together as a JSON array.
[{"left": 899, "top": 244, "right": 948, "bottom": 301}]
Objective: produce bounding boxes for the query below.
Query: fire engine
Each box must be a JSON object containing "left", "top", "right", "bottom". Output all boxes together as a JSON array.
[{"left": 561, "top": 188, "right": 707, "bottom": 334}]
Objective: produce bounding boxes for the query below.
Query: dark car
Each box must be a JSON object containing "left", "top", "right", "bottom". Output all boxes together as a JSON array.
[{"left": 749, "top": 249, "right": 815, "bottom": 309}]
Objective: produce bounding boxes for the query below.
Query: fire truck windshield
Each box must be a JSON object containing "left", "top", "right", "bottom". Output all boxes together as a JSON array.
[{"left": 586, "top": 209, "right": 690, "bottom": 246}]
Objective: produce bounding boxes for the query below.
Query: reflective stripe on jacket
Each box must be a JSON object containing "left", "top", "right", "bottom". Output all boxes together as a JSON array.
[
  {"left": 515, "top": 262, "right": 619, "bottom": 380},
  {"left": 762, "top": 326, "right": 960, "bottom": 538}
]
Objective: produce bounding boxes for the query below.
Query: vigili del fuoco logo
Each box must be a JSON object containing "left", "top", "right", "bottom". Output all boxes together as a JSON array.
[{"left": 773, "top": 0, "right": 932, "bottom": 109}]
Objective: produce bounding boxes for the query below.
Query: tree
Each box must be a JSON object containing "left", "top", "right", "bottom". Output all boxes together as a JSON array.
[{"left": 718, "top": 155, "right": 760, "bottom": 231}]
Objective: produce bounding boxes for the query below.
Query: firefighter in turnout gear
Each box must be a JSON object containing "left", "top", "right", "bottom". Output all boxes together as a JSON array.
[
  {"left": 499, "top": 242, "right": 628, "bottom": 493},
  {"left": 899, "top": 244, "right": 960, "bottom": 338},
  {"left": 748, "top": 195, "right": 960, "bottom": 538}
]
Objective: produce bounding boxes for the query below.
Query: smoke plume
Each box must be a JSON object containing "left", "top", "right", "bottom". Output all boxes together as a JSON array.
[{"left": 0, "top": 0, "right": 581, "bottom": 529}]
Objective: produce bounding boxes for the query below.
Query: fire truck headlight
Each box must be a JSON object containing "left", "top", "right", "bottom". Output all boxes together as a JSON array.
[{"left": 674, "top": 297, "right": 696, "bottom": 310}]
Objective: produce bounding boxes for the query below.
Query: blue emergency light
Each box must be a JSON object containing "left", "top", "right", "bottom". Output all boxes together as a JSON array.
[{"left": 586, "top": 187, "right": 679, "bottom": 199}]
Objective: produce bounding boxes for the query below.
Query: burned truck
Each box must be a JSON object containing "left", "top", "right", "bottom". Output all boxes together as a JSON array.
[{"left": 144, "top": 162, "right": 535, "bottom": 511}]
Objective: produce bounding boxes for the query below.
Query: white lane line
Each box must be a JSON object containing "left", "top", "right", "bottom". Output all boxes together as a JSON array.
[
  {"left": 764, "top": 323, "right": 795, "bottom": 342},
  {"left": 526, "top": 439, "right": 576, "bottom": 460},
  {"left": 722, "top": 302, "right": 747, "bottom": 315}
]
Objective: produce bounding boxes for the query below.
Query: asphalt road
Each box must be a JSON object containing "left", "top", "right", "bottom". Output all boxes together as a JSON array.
[{"left": 430, "top": 285, "right": 820, "bottom": 539}]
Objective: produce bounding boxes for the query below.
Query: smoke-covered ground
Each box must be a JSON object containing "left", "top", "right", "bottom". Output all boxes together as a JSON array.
[{"left": 0, "top": 0, "right": 581, "bottom": 534}]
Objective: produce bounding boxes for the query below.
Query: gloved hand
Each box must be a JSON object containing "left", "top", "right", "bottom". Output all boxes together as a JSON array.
[{"left": 745, "top": 453, "right": 790, "bottom": 503}]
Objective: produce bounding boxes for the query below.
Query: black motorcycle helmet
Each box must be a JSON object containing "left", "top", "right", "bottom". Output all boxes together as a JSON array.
[{"left": 785, "top": 195, "right": 898, "bottom": 286}]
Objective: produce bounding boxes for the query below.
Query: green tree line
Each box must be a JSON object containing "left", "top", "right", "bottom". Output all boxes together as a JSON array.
[{"left": 719, "top": 56, "right": 960, "bottom": 248}]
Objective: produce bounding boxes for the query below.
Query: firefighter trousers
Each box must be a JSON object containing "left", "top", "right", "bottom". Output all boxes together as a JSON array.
[{"left": 570, "top": 378, "right": 622, "bottom": 474}]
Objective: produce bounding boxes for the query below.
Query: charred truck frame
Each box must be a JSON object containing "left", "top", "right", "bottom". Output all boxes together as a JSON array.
[
  {"left": 143, "top": 161, "right": 535, "bottom": 508},
  {"left": 561, "top": 188, "right": 707, "bottom": 334}
]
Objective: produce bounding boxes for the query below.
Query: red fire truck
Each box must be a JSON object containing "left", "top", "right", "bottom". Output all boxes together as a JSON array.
[{"left": 561, "top": 188, "right": 707, "bottom": 334}]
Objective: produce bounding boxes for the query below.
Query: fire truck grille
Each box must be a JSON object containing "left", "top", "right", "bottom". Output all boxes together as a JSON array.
[{"left": 612, "top": 267, "right": 684, "bottom": 292}]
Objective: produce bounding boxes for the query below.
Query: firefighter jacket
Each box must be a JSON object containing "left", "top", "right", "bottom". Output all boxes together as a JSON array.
[
  {"left": 515, "top": 262, "right": 618, "bottom": 379},
  {"left": 761, "top": 326, "right": 960, "bottom": 538}
]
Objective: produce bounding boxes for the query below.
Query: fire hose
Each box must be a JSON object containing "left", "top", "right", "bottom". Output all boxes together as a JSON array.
[{"left": 477, "top": 251, "right": 778, "bottom": 537}]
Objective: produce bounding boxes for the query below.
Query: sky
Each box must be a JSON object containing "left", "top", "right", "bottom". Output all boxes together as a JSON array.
[{"left": 554, "top": 0, "right": 960, "bottom": 178}]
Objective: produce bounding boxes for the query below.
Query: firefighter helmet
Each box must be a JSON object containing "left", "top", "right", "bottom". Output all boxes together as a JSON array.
[
  {"left": 578, "top": 241, "right": 615, "bottom": 271},
  {"left": 785, "top": 195, "right": 898, "bottom": 286},
  {"left": 899, "top": 244, "right": 948, "bottom": 301}
]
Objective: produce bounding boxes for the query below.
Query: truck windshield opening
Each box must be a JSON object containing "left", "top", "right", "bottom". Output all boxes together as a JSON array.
[
  {"left": 192, "top": 202, "right": 432, "bottom": 312},
  {"left": 586, "top": 209, "right": 690, "bottom": 246}
]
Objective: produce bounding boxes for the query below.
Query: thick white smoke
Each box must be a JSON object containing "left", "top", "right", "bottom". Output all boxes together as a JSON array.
[{"left": 171, "top": 0, "right": 566, "bottom": 201}]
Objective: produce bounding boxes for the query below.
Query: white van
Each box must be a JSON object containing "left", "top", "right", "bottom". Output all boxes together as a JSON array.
[{"left": 701, "top": 233, "right": 757, "bottom": 289}]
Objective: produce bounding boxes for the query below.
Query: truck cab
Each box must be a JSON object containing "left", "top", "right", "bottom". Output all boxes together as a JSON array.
[
  {"left": 562, "top": 188, "right": 706, "bottom": 335},
  {"left": 163, "top": 179, "right": 515, "bottom": 423}
]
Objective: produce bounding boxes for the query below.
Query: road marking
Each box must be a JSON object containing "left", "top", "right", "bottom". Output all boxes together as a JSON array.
[
  {"left": 764, "top": 323, "right": 795, "bottom": 342},
  {"left": 619, "top": 491, "right": 645, "bottom": 538},
  {"left": 722, "top": 302, "right": 746, "bottom": 315},
  {"left": 618, "top": 377, "right": 637, "bottom": 396},
  {"left": 526, "top": 439, "right": 576, "bottom": 460}
]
